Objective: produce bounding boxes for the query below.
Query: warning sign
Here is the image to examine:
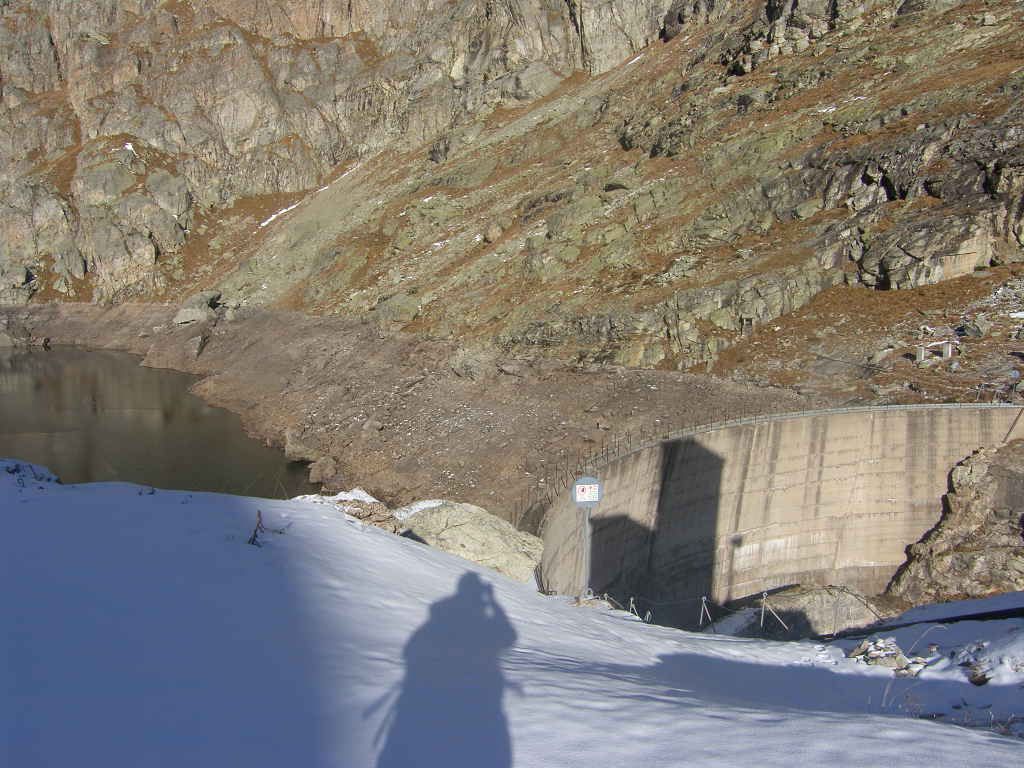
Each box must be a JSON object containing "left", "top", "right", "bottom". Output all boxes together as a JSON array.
[{"left": 573, "top": 476, "right": 602, "bottom": 508}]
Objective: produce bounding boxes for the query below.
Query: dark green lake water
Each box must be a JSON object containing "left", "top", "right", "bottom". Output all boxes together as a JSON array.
[{"left": 0, "top": 346, "right": 316, "bottom": 498}]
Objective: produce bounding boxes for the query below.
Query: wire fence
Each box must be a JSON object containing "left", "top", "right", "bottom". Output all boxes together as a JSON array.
[
  {"left": 584, "top": 585, "right": 882, "bottom": 639},
  {"left": 527, "top": 402, "right": 1024, "bottom": 638}
]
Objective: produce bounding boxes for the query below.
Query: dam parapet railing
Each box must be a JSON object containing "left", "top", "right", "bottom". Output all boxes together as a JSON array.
[{"left": 533, "top": 402, "right": 1024, "bottom": 611}]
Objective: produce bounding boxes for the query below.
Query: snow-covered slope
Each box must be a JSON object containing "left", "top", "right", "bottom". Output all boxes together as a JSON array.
[{"left": 4, "top": 459, "right": 1022, "bottom": 766}]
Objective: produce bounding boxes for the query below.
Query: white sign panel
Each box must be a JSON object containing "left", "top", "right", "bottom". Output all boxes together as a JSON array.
[{"left": 573, "top": 476, "right": 602, "bottom": 509}]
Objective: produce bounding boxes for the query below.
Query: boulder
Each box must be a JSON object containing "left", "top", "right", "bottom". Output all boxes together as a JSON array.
[
  {"left": 373, "top": 292, "right": 420, "bottom": 336},
  {"left": 847, "top": 637, "right": 927, "bottom": 677},
  {"left": 450, "top": 346, "right": 496, "bottom": 380},
  {"left": 173, "top": 306, "right": 216, "bottom": 325},
  {"left": 284, "top": 427, "right": 323, "bottom": 463},
  {"left": 308, "top": 456, "right": 344, "bottom": 489},
  {"left": 0, "top": 315, "right": 30, "bottom": 346},
  {"left": 401, "top": 501, "right": 543, "bottom": 584},
  {"left": 145, "top": 168, "right": 191, "bottom": 217},
  {"left": 961, "top": 316, "right": 993, "bottom": 338},
  {"left": 508, "top": 62, "right": 562, "bottom": 101},
  {"left": 183, "top": 290, "right": 222, "bottom": 309},
  {"left": 173, "top": 291, "right": 221, "bottom": 325},
  {"left": 304, "top": 493, "right": 542, "bottom": 583},
  {"left": 184, "top": 334, "right": 208, "bottom": 359},
  {"left": 497, "top": 361, "right": 527, "bottom": 378},
  {"left": 483, "top": 222, "right": 503, "bottom": 243}
]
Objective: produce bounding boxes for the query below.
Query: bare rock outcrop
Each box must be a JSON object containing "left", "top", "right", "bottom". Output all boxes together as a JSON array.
[
  {"left": 0, "top": 0, "right": 671, "bottom": 304},
  {"left": 307, "top": 492, "right": 543, "bottom": 583},
  {"left": 887, "top": 440, "right": 1024, "bottom": 604},
  {"left": 399, "top": 501, "right": 544, "bottom": 584}
]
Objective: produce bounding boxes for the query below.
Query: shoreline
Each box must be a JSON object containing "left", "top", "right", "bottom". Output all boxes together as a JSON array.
[{"left": 2, "top": 301, "right": 825, "bottom": 527}]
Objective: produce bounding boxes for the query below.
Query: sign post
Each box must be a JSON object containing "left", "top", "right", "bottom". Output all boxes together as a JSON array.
[{"left": 572, "top": 476, "right": 602, "bottom": 598}]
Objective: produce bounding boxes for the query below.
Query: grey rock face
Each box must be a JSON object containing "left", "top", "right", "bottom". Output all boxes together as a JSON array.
[
  {"left": 373, "top": 292, "right": 421, "bottom": 337},
  {"left": 184, "top": 333, "right": 208, "bottom": 359},
  {"left": 1, "top": 0, "right": 668, "bottom": 304},
  {"left": 887, "top": 441, "right": 1024, "bottom": 605},
  {"left": 0, "top": 314, "right": 19, "bottom": 346},
  {"left": 173, "top": 290, "right": 220, "bottom": 324},
  {"left": 284, "top": 426, "right": 324, "bottom": 463},
  {"left": 146, "top": 169, "right": 191, "bottom": 218},
  {"left": 961, "top": 316, "right": 993, "bottom": 338},
  {"left": 897, "top": 0, "right": 963, "bottom": 15},
  {"left": 0, "top": 313, "right": 29, "bottom": 346},
  {"left": 183, "top": 291, "right": 222, "bottom": 311},
  {"left": 505, "top": 61, "right": 565, "bottom": 102}
]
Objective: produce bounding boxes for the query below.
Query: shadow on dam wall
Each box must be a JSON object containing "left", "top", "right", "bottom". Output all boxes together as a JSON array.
[
  {"left": 539, "top": 404, "right": 1024, "bottom": 631},
  {"left": 590, "top": 438, "right": 724, "bottom": 630}
]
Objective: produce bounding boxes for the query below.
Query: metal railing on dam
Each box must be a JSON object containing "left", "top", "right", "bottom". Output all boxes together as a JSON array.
[{"left": 537, "top": 403, "right": 1024, "bottom": 626}]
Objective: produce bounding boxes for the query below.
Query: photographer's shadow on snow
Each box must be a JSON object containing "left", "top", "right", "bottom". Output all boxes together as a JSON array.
[{"left": 371, "top": 572, "right": 519, "bottom": 768}]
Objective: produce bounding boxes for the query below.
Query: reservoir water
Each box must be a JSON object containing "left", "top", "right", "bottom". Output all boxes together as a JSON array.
[{"left": 0, "top": 346, "right": 317, "bottom": 498}]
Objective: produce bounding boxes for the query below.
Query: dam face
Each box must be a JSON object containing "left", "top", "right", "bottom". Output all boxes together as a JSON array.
[{"left": 539, "top": 405, "right": 1024, "bottom": 626}]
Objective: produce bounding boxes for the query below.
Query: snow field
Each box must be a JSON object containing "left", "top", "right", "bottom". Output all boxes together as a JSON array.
[{"left": 4, "top": 459, "right": 1021, "bottom": 766}]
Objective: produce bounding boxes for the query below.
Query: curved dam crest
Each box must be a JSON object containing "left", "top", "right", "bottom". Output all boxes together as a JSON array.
[{"left": 539, "top": 405, "right": 1024, "bottom": 626}]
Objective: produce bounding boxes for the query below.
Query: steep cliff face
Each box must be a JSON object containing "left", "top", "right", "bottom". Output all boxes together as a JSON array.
[
  {"left": 0, "top": 0, "right": 669, "bottom": 301},
  {"left": 1, "top": 0, "right": 1022, "bottom": 370}
]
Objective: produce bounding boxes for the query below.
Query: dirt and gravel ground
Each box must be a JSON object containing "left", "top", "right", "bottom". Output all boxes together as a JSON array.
[
  {"left": 713, "top": 265, "right": 1024, "bottom": 405},
  {"left": 4, "top": 302, "right": 823, "bottom": 529}
]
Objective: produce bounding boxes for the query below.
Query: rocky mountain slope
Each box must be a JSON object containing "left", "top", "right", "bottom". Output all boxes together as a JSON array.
[
  {"left": 2, "top": 0, "right": 1022, "bottom": 376},
  {"left": 0, "top": 0, "right": 664, "bottom": 302}
]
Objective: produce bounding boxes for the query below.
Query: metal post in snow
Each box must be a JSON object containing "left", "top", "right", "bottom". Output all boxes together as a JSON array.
[
  {"left": 833, "top": 591, "right": 839, "bottom": 637},
  {"left": 583, "top": 505, "right": 592, "bottom": 597}
]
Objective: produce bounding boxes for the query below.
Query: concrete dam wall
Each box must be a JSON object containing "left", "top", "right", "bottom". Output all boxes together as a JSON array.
[{"left": 539, "top": 405, "right": 1024, "bottom": 625}]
